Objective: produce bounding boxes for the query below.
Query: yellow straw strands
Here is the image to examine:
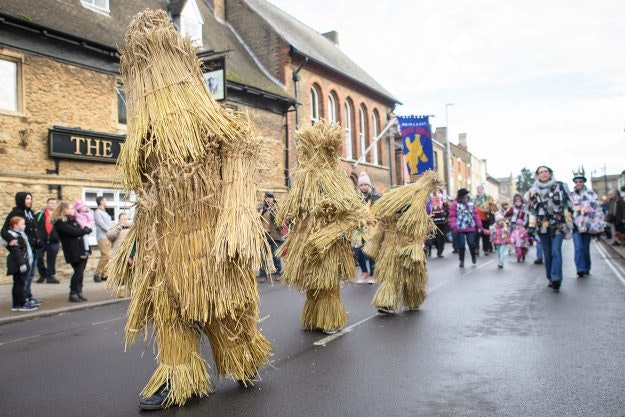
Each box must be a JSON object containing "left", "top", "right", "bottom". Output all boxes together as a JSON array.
[
  {"left": 365, "top": 171, "right": 443, "bottom": 311},
  {"left": 106, "top": 9, "right": 270, "bottom": 408},
  {"left": 277, "top": 120, "right": 375, "bottom": 332}
]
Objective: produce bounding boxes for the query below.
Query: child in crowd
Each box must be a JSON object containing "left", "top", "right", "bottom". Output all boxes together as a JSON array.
[
  {"left": 490, "top": 212, "right": 510, "bottom": 269},
  {"left": 510, "top": 219, "right": 530, "bottom": 262},
  {"left": 6, "top": 216, "right": 37, "bottom": 311},
  {"left": 73, "top": 199, "right": 94, "bottom": 258}
]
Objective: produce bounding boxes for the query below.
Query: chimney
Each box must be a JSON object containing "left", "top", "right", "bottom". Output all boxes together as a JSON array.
[
  {"left": 434, "top": 127, "right": 447, "bottom": 144},
  {"left": 458, "top": 133, "right": 467, "bottom": 149},
  {"left": 214, "top": 0, "right": 225, "bottom": 22},
  {"left": 322, "top": 30, "right": 339, "bottom": 45}
]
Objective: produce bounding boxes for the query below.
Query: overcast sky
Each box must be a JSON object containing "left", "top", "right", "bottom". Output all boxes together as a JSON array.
[{"left": 267, "top": 0, "right": 625, "bottom": 188}]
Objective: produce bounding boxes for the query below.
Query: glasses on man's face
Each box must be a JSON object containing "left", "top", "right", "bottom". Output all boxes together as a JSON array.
[{"left": 574, "top": 180, "right": 584, "bottom": 184}]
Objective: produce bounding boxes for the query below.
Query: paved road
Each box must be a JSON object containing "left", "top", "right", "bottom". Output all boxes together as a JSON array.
[{"left": 1, "top": 240, "right": 625, "bottom": 417}]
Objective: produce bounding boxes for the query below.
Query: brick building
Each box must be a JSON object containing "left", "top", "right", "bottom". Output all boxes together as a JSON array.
[{"left": 222, "top": 0, "right": 401, "bottom": 192}]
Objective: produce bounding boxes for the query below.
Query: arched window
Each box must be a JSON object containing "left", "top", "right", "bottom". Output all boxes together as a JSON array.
[
  {"left": 310, "top": 86, "right": 320, "bottom": 123},
  {"left": 372, "top": 110, "right": 381, "bottom": 165},
  {"left": 344, "top": 100, "right": 353, "bottom": 159},
  {"left": 327, "top": 93, "right": 337, "bottom": 124},
  {"left": 359, "top": 105, "right": 369, "bottom": 161}
]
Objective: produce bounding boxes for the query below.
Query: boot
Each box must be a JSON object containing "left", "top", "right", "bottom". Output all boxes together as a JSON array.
[
  {"left": 458, "top": 248, "right": 465, "bottom": 268},
  {"left": 469, "top": 246, "right": 477, "bottom": 264},
  {"left": 139, "top": 382, "right": 170, "bottom": 410},
  {"left": 69, "top": 292, "right": 81, "bottom": 303},
  {"left": 93, "top": 275, "right": 102, "bottom": 283},
  {"left": 78, "top": 293, "right": 88, "bottom": 301}
]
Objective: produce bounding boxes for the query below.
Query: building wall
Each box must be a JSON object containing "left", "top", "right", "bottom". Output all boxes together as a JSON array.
[
  {"left": 590, "top": 174, "right": 621, "bottom": 198},
  {"left": 0, "top": 49, "right": 121, "bottom": 212},
  {"left": 294, "top": 66, "right": 393, "bottom": 192}
]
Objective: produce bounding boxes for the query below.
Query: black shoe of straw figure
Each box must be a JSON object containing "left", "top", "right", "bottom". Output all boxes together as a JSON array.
[
  {"left": 377, "top": 307, "right": 395, "bottom": 315},
  {"left": 139, "top": 383, "right": 170, "bottom": 410}
]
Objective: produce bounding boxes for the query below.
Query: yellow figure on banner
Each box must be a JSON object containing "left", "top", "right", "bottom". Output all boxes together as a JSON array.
[{"left": 405, "top": 134, "right": 429, "bottom": 174}]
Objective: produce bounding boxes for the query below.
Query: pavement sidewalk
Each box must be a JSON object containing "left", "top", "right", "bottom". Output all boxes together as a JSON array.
[
  {"left": 598, "top": 236, "right": 625, "bottom": 262},
  {"left": 0, "top": 277, "right": 126, "bottom": 325}
]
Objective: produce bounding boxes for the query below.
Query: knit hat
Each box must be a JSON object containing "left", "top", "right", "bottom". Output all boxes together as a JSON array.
[
  {"left": 358, "top": 172, "right": 372, "bottom": 186},
  {"left": 516, "top": 219, "right": 525, "bottom": 225},
  {"left": 74, "top": 199, "right": 87, "bottom": 212},
  {"left": 495, "top": 212, "right": 504, "bottom": 222}
]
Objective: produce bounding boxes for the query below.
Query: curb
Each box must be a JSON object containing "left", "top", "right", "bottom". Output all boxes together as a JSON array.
[
  {"left": 0, "top": 298, "right": 128, "bottom": 326},
  {"left": 598, "top": 239, "right": 625, "bottom": 263}
]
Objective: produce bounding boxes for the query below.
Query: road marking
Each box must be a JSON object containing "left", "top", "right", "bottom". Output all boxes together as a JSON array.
[
  {"left": 594, "top": 241, "right": 625, "bottom": 286},
  {"left": 0, "top": 334, "right": 41, "bottom": 347},
  {"left": 461, "top": 259, "right": 495, "bottom": 276},
  {"left": 91, "top": 317, "right": 125, "bottom": 326},
  {"left": 314, "top": 271, "right": 460, "bottom": 347}
]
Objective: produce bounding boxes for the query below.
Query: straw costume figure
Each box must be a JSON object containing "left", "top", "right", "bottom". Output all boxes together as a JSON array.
[
  {"left": 276, "top": 120, "right": 374, "bottom": 334},
  {"left": 364, "top": 171, "right": 443, "bottom": 314},
  {"left": 106, "top": 10, "right": 272, "bottom": 410}
]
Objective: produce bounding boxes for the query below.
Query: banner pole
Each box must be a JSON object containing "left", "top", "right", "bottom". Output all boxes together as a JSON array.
[{"left": 352, "top": 117, "right": 397, "bottom": 168}]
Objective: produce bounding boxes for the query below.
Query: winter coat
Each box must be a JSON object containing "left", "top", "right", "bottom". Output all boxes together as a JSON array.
[
  {"left": 54, "top": 219, "right": 91, "bottom": 264},
  {"left": 607, "top": 197, "right": 625, "bottom": 225},
  {"left": 6, "top": 231, "right": 30, "bottom": 276},
  {"left": 35, "top": 209, "right": 59, "bottom": 244},
  {"left": 504, "top": 204, "right": 529, "bottom": 229},
  {"left": 1, "top": 192, "right": 43, "bottom": 249},
  {"left": 449, "top": 199, "right": 483, "bottom": 233},
  {"left": 570, "top": 187, "right": 605, "bottom": 234},
  {"left": 510, "top": 228, "right": 530, "bottom": 248},
  {"left": 490, "top": 223, "right": 510, "bottom": 245},
  {"left": 527, "top": 179, "right": 572, "bottom": 236},
  {"left": 259, "top": 202, "right": 283, "bottom": 242}
]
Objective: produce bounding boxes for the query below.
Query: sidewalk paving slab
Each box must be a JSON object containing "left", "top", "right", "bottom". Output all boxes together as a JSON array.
[{"left": 0, "top": 277, "right": 127, "bottom": 325}]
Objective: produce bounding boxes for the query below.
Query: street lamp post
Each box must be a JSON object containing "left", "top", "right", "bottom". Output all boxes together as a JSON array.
[{"left": 445, "top": 103, "right": 454, "bottom": 196}]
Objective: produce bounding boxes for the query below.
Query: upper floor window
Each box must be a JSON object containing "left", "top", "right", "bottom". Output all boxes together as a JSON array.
[
  {"left": 310, "top": 86, "right": 320, "bottom": 123},
  {"left": 116, "top": 81, "right": 127, "bottom": 125},
  {"left": 344, "top": 100, "right": 354, "bottom": 159},
  {"left": 81, "top": 0, "right": 109, "bottom": 14},
  {"left": 0, "top": 56, "right": 21, "bottom": 113},
  {"left": 372, "top": 110, "right": 380, "bottom": 165},
  {"left": 358, "top": 105, "right": 368, "bottom": 161},
  {"left": 180, "top": 0, "right": 204, "bottom": 47},
  {"left": 327, "top": 92, "right": 337, "bottom": 124}
]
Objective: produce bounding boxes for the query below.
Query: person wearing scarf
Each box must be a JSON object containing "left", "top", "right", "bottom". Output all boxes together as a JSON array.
[
  {"left": 527, "top": 166, "right": 573, "bottom": 292},
  {"left": 449, "top": 188, "right": 482, "bottom": 268}
]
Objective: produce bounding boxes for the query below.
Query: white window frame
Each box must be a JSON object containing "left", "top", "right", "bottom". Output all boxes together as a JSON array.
[
  {"left": 180, "top": 0, "right": 204, "bottom": 48},
  {"left": 371, "top": 111, "right": 379, "bottom": 165},
  {"left": 327, "top": 93, "right": 337, "bottom": 124},
  {"left": 82, "top": 188, "right": 135, "bottom": 245},
  {"left": 310, "top": 86, "right": 320, "bottom": 124},
  {"left": 359, "top": 106, "right": 367, "bottom": 160},
  {"left": 80, "top": 0, "right": 110, "bottom": 14},
  {"left": 344, "top": 101, "right": 353, "bottom": 159},
  {"left": 0, "top": 55, "right": 22, "bottom": 114}
]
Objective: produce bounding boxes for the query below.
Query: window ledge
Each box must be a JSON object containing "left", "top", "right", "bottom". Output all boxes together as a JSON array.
[
  {"left": 0, "top": 109, "right": 25, "bottom": 117},
  {"left": 80, "top": 3, "right": 111, "bottom": 17}
]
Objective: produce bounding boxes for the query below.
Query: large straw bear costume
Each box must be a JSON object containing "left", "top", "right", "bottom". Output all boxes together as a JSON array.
[
  {"left": 107, "top": 10, "right": 272, "bottom": 409},
  {"left": 277, "top": 120, "right": 374, "bottom": 333}
]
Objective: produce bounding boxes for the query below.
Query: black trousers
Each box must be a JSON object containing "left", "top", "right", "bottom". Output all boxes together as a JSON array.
[
  {"left": 429, "top": 223, "right": 448, "bottom": 256},
  {"left": 69, "top": 259, "right": 87, "bottom": 294},
  {"left": 12, "top": 272, "right": 27, "bottom": 307},
  {"left": 37, "top": 242, "right": 59, "bottom": 281},
  {"left": 479, "top": 219, "right": 493, "bottom": 253}
]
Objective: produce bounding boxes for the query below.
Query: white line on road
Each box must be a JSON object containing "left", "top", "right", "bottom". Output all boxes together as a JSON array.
[
  {"left": 0, "top": 334, "right": 41, "bottom": 347},
  {"left": 461, "top": 259, "right": 495, "bottom": 276},
  {"left": 91, "top": 317, "right": 125, "bottom": 326},
  {"left": 594, "top": 241, "right": 625, "bottom": 286},
  {"left": 313, "top": 263, "right": 475, "bottom": 347}
]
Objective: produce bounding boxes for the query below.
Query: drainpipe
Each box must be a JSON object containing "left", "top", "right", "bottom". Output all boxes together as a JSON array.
[{"left": 292, "top": 57, "right": 308, "bottom": 129}]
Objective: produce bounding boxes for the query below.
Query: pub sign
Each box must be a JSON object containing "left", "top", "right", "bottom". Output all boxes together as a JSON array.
[{"left": 48, "top": 126, "right": 125, "bottom": 163}]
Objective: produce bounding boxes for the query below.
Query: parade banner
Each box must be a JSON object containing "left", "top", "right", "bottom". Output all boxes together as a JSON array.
[{"left": 397, "top": 115, "right": 434, "bottom": 178}]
